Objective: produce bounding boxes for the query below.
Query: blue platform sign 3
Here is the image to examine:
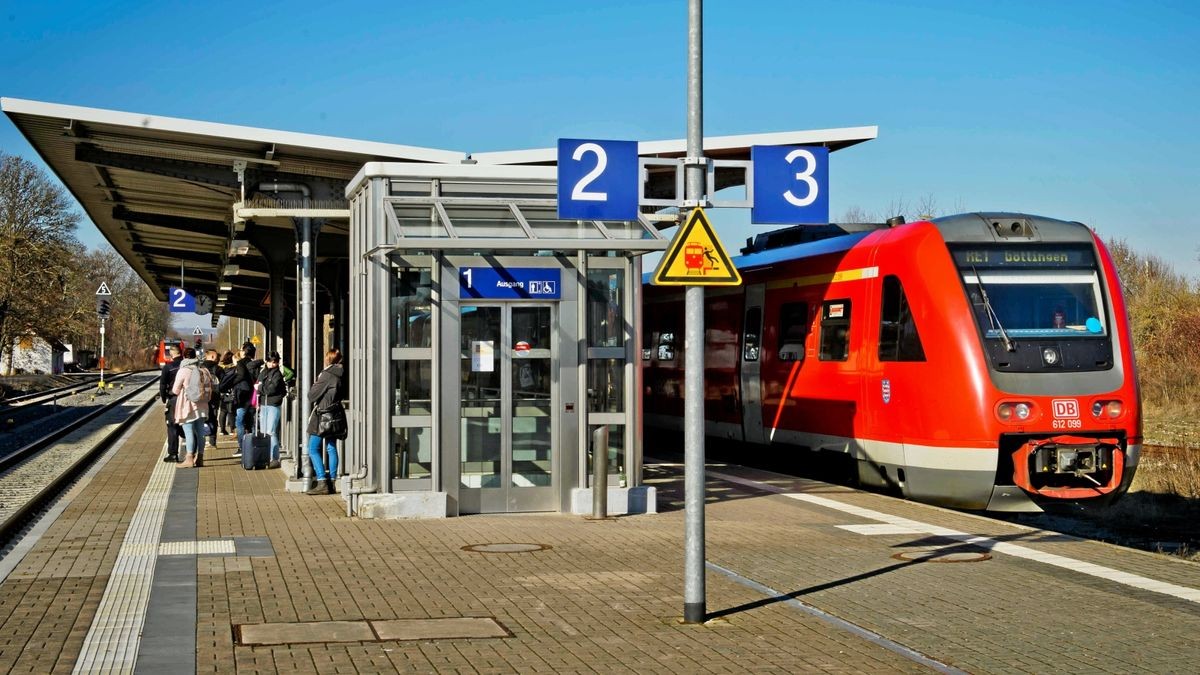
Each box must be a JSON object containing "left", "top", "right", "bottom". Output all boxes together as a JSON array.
[
  {"left": 168, "top": 286, "right": 196, "bottom": 313},
  {"left": 461, "top": 267, "right": 562, "bottom": 300},
  {"left": 557, "top": 138, "right": 639, "bottom": 221},
  {"left": 751, "top": 145, "right": 830, "bottom": 224}
]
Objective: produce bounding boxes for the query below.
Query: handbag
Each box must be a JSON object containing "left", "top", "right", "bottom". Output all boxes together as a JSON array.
[{"left": 316, "top": 403, "right": 347, "bottom": 440}]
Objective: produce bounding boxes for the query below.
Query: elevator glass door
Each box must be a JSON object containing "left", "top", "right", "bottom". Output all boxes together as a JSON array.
[{"left": 459, "top": 303, "right": 556, "bottom": 513}]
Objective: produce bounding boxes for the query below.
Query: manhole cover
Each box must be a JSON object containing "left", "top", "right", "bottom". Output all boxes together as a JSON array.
[
  {"left": 892, "top": 549, "right": 991, "bottom": 563},
  {"left": 462, "top": 543, "right": 551, "bottom": 553}
]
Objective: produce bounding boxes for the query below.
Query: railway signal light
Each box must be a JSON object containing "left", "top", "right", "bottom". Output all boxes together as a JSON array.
[{"left": 96, "top": 297, "right": 112, "bottom": 319}]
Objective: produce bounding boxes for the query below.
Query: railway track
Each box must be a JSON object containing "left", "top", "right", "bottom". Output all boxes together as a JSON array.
[{"left": 0, "top": 373, "right": 160, "bottom": 545}]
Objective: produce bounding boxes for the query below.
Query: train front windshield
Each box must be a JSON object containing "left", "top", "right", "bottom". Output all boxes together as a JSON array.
[{"left": 964, "top": 270, "right": 1107, "bottom": 338}]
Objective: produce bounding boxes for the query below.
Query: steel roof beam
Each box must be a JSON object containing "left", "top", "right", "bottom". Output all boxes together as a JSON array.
[
  {"left": 76, "top": 144, "right": 242, "bottom": 188},
  {"left": 113, "top": 206, "right": 228, "bottom": 238}
]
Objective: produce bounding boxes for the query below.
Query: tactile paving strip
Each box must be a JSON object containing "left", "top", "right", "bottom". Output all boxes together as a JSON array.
[{"left": 72, "top": 454, "right": 175, "bottom": 673}]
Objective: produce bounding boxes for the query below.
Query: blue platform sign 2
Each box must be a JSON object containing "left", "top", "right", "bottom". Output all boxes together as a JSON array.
[
  {"left": 460, "top": 267, "right": 562, "bottom": 300},
  {"left": 168, "top": 286, "right": 196, "bottom": 313},
  {"left": 751, "top": 145, "right": 830, "bottom": 224},
  {"left": 557, "top": 138, "right": 639, "bottom": 221}
]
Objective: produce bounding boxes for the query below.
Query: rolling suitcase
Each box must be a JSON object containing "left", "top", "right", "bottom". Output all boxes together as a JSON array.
[{"left": 240, "top": 406, "right": 270, "bottom": 470}]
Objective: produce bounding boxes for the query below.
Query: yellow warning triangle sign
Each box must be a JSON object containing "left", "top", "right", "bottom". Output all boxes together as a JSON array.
[{"left": 651, "top": 208, "right": 742, "bottom": 286}]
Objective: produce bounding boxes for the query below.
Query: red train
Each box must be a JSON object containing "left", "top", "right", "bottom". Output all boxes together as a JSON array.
[
  {"left": 153, "top": 339, "right": 186, "bottom": 368},
  {"left": 642, "top": 213, "right": 1141, "bottom": 511}
]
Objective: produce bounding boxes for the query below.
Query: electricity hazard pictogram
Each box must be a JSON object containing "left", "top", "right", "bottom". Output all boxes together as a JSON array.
[{"left": 651, "top": 208, "right": 742, "bottom": 286}]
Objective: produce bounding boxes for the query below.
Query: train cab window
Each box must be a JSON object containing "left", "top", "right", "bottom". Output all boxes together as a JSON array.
[
  {"left": 778, "top": 302, "right": 808, "bottom": 361},
  {"left": 819, "top": 300, "right": 851, "bottom": 361},
  {"left": 742, "top": 307, "right": 762, "bottom": 361},
  {"left": 879, "top": 276, "right": 926, "bottom": 362}
]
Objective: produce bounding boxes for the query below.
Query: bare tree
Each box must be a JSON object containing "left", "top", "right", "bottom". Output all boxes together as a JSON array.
[
  {"left": 0, "top": 152, "right": 81, "bottom": 370},
  {"left": 840, "top": 206, "right": 876, "bottom": 223},
  {"left": 64, "top": 247, "right": 171, "bottom": 370}
]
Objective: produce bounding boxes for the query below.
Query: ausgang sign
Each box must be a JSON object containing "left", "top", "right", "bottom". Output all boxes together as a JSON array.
[{"left": 459, "top": 267, "right": 562, "bottom": 300}]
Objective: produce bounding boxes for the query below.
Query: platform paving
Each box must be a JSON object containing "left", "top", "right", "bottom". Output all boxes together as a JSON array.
[{"left": 1, "top": 409, "right": 1198, "bottom": 673}]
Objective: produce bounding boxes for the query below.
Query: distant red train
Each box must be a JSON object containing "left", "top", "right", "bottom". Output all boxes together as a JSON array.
[
  {"left": 153, "top": 339, "right": 186, "bottom": 368},
  {"left": 643, "top": 213, "right": 1141, "bottom": 511}
]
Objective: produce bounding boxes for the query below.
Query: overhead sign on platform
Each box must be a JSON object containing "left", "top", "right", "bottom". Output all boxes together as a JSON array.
[
  {"left": 168, "top": 286, "right": 195, "bottom": 313},
  {"left": 556, "top": 138, "right": 639, "bottom": 221},
  {"left": 751, "top": 145, "right": 830, "bottom": 224},
  {"left": 460, "top": 267, "right": 562, "bottom": 300},
  {"left": 652, "top": 208, "right": 742, "bottom": 286}
]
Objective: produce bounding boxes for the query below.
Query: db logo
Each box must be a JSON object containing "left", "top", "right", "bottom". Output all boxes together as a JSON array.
[{"left": 1052, "top": 399, "right": 1079, "bottom": 419}]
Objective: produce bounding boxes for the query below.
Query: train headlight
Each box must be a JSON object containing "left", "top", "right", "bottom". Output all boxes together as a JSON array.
[
  {"left": 1042, "top": 347, "right": 1060, "bottom": 366},
  {"left": 997, "top": 402, "right": 1035, "bottom": 422},
  {"left": 1092, "top": 400, "right": 1123, "bottom": 419}
]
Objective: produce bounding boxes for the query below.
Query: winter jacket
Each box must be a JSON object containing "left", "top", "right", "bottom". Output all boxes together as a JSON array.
[
  {"left": 202, "top": 359, "right": 221, "bottom": 406},
  {"left": 257, "top": 366, "right": 287, "bottom": 407},
  {"left": 231, "top": 357, "right": 263, "bottom": 407},
  {"left": 159, "top": 356, "right": 182, "bottom": 403},
  {"left": 172, "top": 358, "right": 212, "bottom": 423},
  {"left": 305, "top": 363, "right": 345, "bottom": 436}
]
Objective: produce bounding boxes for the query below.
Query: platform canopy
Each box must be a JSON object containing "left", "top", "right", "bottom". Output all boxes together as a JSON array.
[
  {"left": 1, "top": 98, "right": 465, "bottom": 323},
  {"left": 2, "top": 97, "right": 877, "bottom": 324}
]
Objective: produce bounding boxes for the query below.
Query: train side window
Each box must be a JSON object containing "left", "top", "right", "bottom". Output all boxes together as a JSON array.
[
  {"left": 778, "top": 302, "right": 808, "bottom": 361},
  {"left": 879, "top": 276, "right": 926, "bottom": 362},
  {"left": 743, "top": 307, "right": 762, "bottom": 361},
  {"left": 819, "top": 300, "right": 851, "bottom": 362},
  {"left": 658, "top": 332, "right": 676, "bottom": 361}
]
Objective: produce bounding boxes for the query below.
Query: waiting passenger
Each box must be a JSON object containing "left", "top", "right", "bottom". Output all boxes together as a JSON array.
[
  {"left": 159, "top": 344, "right": 184, "bottom": 463},
  {"left": 217, "top": 350, "right": 237, "bottom": 435},
  {"left": 305, "top": 349, "right": 346, "bottom": 495},
  {"left": 257, "top": 351, "right": 288, "bottom": 470},
  {"left": 172, "top": 348, "right": 213, "bottom": 468}
]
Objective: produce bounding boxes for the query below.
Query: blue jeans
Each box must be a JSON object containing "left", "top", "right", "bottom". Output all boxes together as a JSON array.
[
  {"left": 235, "top": 406, "right": 246, "bottom": 445},
  {"left": 181, "top": 417, "right": 206, "bottom": 457},
  {"left": 307, "top": 434, "right": 338, "bottom": 481},
  {"left": 261, "top": 405, "right": 281, "bottom": 461}
]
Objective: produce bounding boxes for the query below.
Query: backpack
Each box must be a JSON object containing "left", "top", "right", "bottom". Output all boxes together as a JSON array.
[
  {"left": 185, "top": 365, "right": 213, "bottom": 404},
  {"left": 218, "top": 367, "right": 238, "bottom": 393}
]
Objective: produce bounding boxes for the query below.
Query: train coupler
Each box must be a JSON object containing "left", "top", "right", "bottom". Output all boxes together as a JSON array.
[{"left": 1013, "top": 435, "right": 1123, "bottom": 497}]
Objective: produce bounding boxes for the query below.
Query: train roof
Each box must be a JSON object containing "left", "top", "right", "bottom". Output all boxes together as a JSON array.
[
  {"left": 640, "top": 212, "right": 1098, "bottom": 284},
  {"left": 733, "top": 228, "right": 877, "bottom": 271},
  {"left": 931, "top": 212, "right": 1094, "bottom": 244}
]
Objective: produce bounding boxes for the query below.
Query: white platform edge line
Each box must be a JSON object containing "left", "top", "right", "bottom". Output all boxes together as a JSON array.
[
  {"left": 704, "top": 469, "right": 1200, "bottom": 605},
  {"left": 787, "top": 493, "right": 1200, "bottom": 604}
]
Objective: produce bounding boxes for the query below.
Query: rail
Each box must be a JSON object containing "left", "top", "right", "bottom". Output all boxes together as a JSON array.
[{"left": 0, "top": 374, "right": 159, "bottom": 544}]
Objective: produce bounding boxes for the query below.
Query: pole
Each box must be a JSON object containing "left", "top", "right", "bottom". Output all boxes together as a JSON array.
[
  {"left": 683, "top": 0, "right": 707, "bottom": 625},
  {"left": 98, "top": 318, "right": 106, "bottom": 392},
  {"left": 298, "top": 214, "right": 315, "bottom": 482},
  {"left": 592, "top": 426, "right": 609, "bottom": 518}
]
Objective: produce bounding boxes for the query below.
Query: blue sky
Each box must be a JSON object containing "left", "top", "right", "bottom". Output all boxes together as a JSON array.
[{"left": 2, "top": 0, "right": 1197, "bottom": 292}]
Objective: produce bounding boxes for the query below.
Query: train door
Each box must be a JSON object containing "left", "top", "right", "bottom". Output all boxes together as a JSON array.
[{"left": 740, "top": 284, "right": 766, "bottom": 444}]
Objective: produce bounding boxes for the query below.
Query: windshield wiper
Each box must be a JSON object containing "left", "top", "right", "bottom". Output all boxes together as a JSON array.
[{"left": 972, "top": 267, "right": 1015, "bottom": 352}]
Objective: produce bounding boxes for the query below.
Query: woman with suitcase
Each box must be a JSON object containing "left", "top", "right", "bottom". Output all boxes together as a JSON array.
[{"left": 257, "top": 352, "right": 288, "bottom": 470}]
